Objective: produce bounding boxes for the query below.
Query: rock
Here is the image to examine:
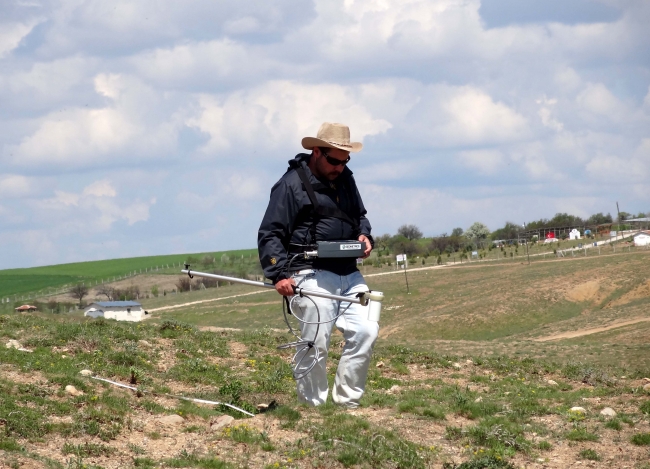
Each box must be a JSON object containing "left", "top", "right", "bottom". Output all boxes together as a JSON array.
[
  {"left": 138, "top": 340, "right": 152, "bottom": 347},
  {"left": 643, "top": 383, "right": 650, "bottom": 393},
  {"left": 387, "top": 385, "right": 401, "bottom": 394},
  {"left": 5, "top": 340, "right": 32, "bottom": 352},
  {"left": 210, "top": 415, "right": 235, "bottom": 432},
  {"left": 474, "top": 397, "right": 483, "bottom": 403},
  {"left": 452, "top": 362, "right": 462, "bottom": 370},
  {"left": 79, "top": 369, "right": 93, "bottom": 377},
  {"left": 600, "top": 407, "right": 616, "bottom": 418},
  {"left": 65, "top": 385, "right": 84, "bottom": 397},
  {"left": 547, "top": 379, "right": 558, "bottom": 386},
  {"left": 641, "top": 377, "right": 650, "bottom": 383},
  {"left": 159, "top": 414, "right": 185, "bottom": 425},
  {"left": 376, "top": 361, "right": 385, "bottom": 368},
  {"left": 465, "top": 359, "right": 474, "bottom": 365},
  {"left": 570, "top": 406, "right": 586, "bottom": 413}
]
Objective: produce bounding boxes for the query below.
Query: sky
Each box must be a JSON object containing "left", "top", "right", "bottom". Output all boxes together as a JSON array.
[{"left": 1, "top": 0, "right": 649, "bottom": 269}]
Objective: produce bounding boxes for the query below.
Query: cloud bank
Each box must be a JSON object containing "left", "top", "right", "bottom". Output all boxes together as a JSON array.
[{"left": 0, "top": 0, "right": 648, "bottom": 268}]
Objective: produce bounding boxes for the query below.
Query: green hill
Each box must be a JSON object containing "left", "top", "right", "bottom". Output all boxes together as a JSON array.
[{"left": 0, "top": 249, "right": 259, "bottom": 300}]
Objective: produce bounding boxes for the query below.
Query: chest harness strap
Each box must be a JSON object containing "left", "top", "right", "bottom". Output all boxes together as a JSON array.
[{"left": 294, "top": 166, "right": 360, "bottom": 244}]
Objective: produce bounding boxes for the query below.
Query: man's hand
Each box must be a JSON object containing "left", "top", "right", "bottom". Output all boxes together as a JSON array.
[
  {"left": 359, "top": 234, "right": 373, "bottom": 259},
  {"left": 275, "top": 278, "right": 296, "bottom": 296}
]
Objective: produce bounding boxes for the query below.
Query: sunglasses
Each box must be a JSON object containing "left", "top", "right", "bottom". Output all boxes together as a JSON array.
[{"left": 323, "top": 154, "right": 351, "bottom": 166}]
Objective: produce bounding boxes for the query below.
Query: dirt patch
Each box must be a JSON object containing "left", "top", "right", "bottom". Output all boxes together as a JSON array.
[
  {"left": 534, "top": 317, "right": 650, "bottom": 341},
  {"left": 564, "top": 280, "right": 614, "bottom": 304},
  {"left": 228, "top": 341, "right": 248, "bottom": 359},
  {"left": 609, "top": 279, "right": 650, "bottom": 307},
  {"left": 200, "top": 326, "right": 242, "bottom": 333}
]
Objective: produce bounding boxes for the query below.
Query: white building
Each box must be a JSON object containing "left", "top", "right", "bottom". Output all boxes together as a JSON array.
[
  {"left": 634, "top": 231, "right": 650, "bottom": 247},
  {"left": 84, "top": 301, "right": 145, "bottom": 322},
  {"left": 569, "top": 229, "right": 581, "bottom": 240}
]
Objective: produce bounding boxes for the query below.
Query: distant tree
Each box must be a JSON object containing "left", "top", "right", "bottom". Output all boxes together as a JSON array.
[
  {"left": 397, "top": 224, "right": 423, "bottom": 240},
  {"left": 586, "top": 212, "right": 612, "bottom": 226},
  {"left": 490, "top": 222, "right": 521, "bottom": 241},
  {"left": 465, "top": 222, "right": 490, "bottom": 248},
  {"left": 451, "top": 227, "right": 464, "bottom": 237},
  {"left": 201, "top": 255, "right": 214, "bottom": 267},
  {"left": 97, "top": 284, "right": 115, "bottom": 301},
  {"left": 636, "top": 212, "right": 647, "bottom": 218},
  {"left": 375, "top": 234, "right": 392, "bottom": 254},
  {"left": 618, "top": 211, "right": 631, "bottom": 223},
  {"left": 151, "top": 285, "right": 159, "bottom": 297},
  {"left": 69, "top": 284, "right": 89, "bottom": 306},
  {"left": 389, "top": 234, "right": 421, "bottom": 256},
  {"left": 176, "top": 277, "right": 191, "bottom": 292}
]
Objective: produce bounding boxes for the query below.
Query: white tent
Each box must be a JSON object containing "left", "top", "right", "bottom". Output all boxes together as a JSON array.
[
  {"left": 634, "top": 232, "right": 650, "bottom": 247},
  {"left": 569, "top": 229, "right": 581, "bottom": 240}
]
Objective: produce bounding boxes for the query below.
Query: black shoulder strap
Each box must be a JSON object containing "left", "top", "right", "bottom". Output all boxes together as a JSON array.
[{"left": 295, "top": 166, "right": 360, "bottom": 231}]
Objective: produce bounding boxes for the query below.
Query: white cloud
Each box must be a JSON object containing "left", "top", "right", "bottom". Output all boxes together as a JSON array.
[
  {"left": 1, "top": 0, "right": 649, "bottom": 268},
  {"left": 0, "top": 175, "right": 31, "bottom": 198},
  {"left": 186, "top": 81, "right": 392, "bottom": 157},
  {"left": 458, "top": 149, "right": 505, "bottom": 175},
  {"left": 576, "top": 82, "right": 625, "bottom": 117},
  {"left": 7, "top": 74, "right": 180, "bottom": 168},
  {"left": 0, "top": 19, "right": 41, "bottom": 57},
  {"left": 33, "top": 180, "right": 155, "bottom": 231},
  {"left": 536, "top": 96, "right": 564, "bottom": 131}
]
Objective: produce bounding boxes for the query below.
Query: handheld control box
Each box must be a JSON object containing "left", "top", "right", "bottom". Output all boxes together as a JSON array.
[{"left": 315, "top": 240, "right": 366, "bottom": 258}]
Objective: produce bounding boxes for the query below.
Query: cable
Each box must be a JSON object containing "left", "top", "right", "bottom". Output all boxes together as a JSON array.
[{"left": 275, "top": 252, "right": 360, "bottom": 380}]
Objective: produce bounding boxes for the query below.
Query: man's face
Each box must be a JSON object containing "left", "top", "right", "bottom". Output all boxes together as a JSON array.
[{"left": 314, "top": 147, "right": 350, "bottom": 181}]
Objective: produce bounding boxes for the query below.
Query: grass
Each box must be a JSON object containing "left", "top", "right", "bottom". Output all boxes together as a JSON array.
[
  {"left": 0, "top": 248, "right": 259, "bottom": 300},
  {"left": 2, "top": 251, "right": 650, "bottom": 467}
]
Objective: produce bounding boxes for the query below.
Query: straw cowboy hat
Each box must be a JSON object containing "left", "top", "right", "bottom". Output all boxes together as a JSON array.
[{"left": 301, "top": 122, "right": 363, "bottom": 153}]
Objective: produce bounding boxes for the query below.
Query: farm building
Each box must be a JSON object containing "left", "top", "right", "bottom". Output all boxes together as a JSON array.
[
  {"left": 634, "top": 231, "right": 650, "bottom": 247},
  {"left": 84, "top": 301, "right": 146, "bottom": 322}
]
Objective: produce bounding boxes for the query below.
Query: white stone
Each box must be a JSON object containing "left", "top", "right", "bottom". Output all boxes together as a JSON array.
[
  {"left": 452, "top": 363, "right": 462, "bottom": 370},
  {"left": 65, "top": 385, "right": 84, "bottom": 397},
  {"left": 600, "top": 407, "right": 616, "bottom": 417},
  {"left": 643, "top": 383, "right": 650, "bottom": 393},
  {"left": 375, "top": 361, "right": 385, "bottom": 368},
  {"left": 79, "top": 369, "right": 93, "bottom": 377},
  {"left": 547, "top": 379, "right": 558, "bottom": 386},
  {"left": 138, "top": 339, "right": 152, "bottom": 347},
  {"left": 5, "top": 339, "right": 21, "bottom": 349},
  {"left": 641, "top": 377, "right": 650, "bottom": 383},
  {"left": 210, "top": 415, "right": 235, "bottom": 432},
  {"left": 387, "top": 385, "right": 401, "bottom": 394},
  {"left": 465, "top": 359, "right": 474, "bottom": 365},
  {"left": 570, "top": 406, "right": 586, "bottom": 413},
  {"left": 159, "top": 414, "right": 185, "bottom": 425},
  {"left": 474, "top": 397, "right": 483, "bottom": 403}
]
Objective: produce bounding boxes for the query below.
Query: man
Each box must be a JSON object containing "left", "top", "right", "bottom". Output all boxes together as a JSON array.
[{"left": 258, "top": 122, "right": 378, "bottom": 408}]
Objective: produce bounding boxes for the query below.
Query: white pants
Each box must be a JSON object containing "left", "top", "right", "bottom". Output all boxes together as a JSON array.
[{"left": 291, "top": 269, "right": 379, "bottom": 408}]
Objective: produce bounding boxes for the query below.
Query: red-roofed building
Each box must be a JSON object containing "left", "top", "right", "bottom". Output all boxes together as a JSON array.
[{"left": 15, "top": 305, "right": 37, "bottom": 312}]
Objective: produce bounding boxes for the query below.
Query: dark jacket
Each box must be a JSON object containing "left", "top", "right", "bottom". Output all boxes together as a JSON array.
[{"left": 258, "top": 153, "right": 372, "bottom": 283}]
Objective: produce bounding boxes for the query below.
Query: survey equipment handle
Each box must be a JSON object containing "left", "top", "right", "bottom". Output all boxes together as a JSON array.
[{"left": 181, "top": 268, "right": 369, "bottom": 305}]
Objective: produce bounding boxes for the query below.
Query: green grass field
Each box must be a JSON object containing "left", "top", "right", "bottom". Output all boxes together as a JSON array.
[
  {"left": 1, "top": 249, "right": 650, "bottom": 468},
  {"left": 0, "top": 249, "right": 259, "bottom": 300}
]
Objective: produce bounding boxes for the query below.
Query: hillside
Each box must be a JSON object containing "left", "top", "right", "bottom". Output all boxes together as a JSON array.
[
  {"left": 1, "top": 250, "right": 650, "bottom": 468},
  {"left": 0, "top": 249, "right": 259, "bottom": 301}
]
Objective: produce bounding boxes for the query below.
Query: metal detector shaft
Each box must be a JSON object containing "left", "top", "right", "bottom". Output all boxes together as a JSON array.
[{"left": 181, "top": 269, "right": 364, "bottom": 305}]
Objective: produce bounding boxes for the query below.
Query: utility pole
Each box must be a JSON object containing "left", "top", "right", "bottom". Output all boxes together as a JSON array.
[
  {"left": 616, "top": 201, "right": 621, "bottom": 232},
  {"left": 523, "top": 223, "right": 530, "bottom": 265}
]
